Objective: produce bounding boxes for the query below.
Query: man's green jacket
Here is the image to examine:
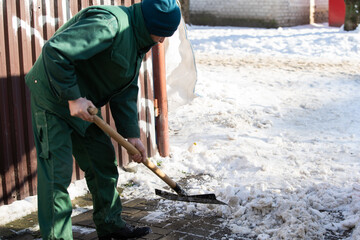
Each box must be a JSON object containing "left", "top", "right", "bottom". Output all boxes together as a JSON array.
[{"left": 26, "top": 3, "right": 156, "bottom": 137}]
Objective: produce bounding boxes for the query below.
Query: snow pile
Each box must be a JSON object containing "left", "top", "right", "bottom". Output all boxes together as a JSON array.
[
  {"left": 0, "top": 176, "right": 89, "bottom": 225},
  {"left": 1, "top": 23, "right": 360, "bottom": 239},
  {"left": 154, "top": 57, "right": 360, "bottom": 238},
  {"left": 0, "top": 196, "right": 37, "bottom": 225},
  {"left": 189, "top": 24, "right": 360, "bottom": 59},
  {"left": 142, "top": 23, "right": 360, "bottom": 239}
]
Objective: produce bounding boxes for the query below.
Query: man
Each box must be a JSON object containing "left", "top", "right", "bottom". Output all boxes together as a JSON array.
[{"left": 25, "top": 0, "right": 181, "bottom": 239}]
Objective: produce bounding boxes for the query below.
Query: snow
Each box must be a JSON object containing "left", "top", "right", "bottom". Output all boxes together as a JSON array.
[
  {"left": 189, "top": 24, "right": 360, "bottom": 59},
  {"left": 2, "top": 23, "right": 360, "bottom": 239}
]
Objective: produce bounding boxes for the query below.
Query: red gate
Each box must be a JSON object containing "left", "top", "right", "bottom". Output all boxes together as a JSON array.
[{"left": 329, "top": 0, "right": 346, "bottom": 27}]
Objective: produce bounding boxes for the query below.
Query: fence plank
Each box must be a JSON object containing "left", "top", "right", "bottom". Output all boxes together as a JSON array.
[
  {"left": 17, "top": 0, "right": 37, "bottom": 198},
  {"left": 103, "top": 0, "right": 112, "bottom": 5},
  {"left": 57, "top": 0, "right": 70, "bottom": 23},
  {"left": 31, "top": 0, "right": 44, "bottom": 59},
  {"left": 124, "top": 0, "right": 132, "bottom": 6},
  {"left": 23, "top": 0, "right": 38, "bottom": 197},
  {"left": 0, "top": 0, "right": 17, "bottom": 205},
  {"left": 0, "top": 0, "right": 6, "bottom": 204},
  {"left": 80, "top": 0, "right": 90, "bottom": 9},
  {"left": 69, "top": 0, "right": 79, "bottom": 18},
  {"left": 139, "top": 58, "right": 156, "bottom": 158},
  {"left": 143, "top": 56, "right": 156, "bottom": 157},
  {"left": 2, "top": 0, "right": 23, "bottom": 203},
  {"left": 43, "top": 0, "right": 56, "bottom": 40},
  {"left": 113, "top": 0, "right": 123, "bottom": 5},
  {"left": 92, "top": 0, "right": 101, "bottom": 6},
  {"left": 13, "top": 0, "right": 33, "bottom": 200}
]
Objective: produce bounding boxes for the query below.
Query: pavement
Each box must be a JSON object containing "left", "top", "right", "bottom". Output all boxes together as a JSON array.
[
  {"left": 0, "top": 198, "right": 233, "bottom": 240},
  {"left": 1, "top": 196, "right": 354, "bottom": 240}
]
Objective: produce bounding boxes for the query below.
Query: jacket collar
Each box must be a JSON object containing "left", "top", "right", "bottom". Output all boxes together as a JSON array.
[{"left": 128, "top": 3, "right": 157, "bottom": 54}]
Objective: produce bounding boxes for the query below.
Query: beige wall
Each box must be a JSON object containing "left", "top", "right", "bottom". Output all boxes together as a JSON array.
[
  {"left": 314, "top": 0, "right": 329, "bottom": 23},
  {"left": 189, "top": 0, "right": 328, "bottom": 27}
]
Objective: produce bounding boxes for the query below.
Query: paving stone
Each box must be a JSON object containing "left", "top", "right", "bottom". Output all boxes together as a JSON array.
[
  {"left": 132, "top": 201, "right": 159, "bottom": 211},
  {"left": 157, "top": 231, "right": 189, "bottom": 240},
  {"left": 73, "top": 219, "right": 95, "bottom": 228},
  {"left": 140, "top": 232, "right": 162, "bottom": 239},
  {"left": 7, "top": 233, "right": 34, "bottom": 240},
  {"left": 122, "top": 207, "right": 142, "bottom": 215},
  {"left": 145, "top": 199, "right": 161, "bottom": 206},
  {"left": 72, "top": 211, "right": 93, "bottom": 226},
  {"left": 83, "top": 231, "right": 98, "bottom": 240},
  {"left": 123, "top": 199, "right": 147, "bottom": 208},
  {"left": 148, "top": 226, "right": 172, "bottom": 235},
  {"left": 183, "top": 213, "right": 204, "bottom": 221},
  {"left": 143, "top": 219, "right": 171, "bottom": 228},
  {"left": 162, "top": 219, "right": 189, "bottom": 231},
  {"left": 73, "top": 231, "right": 85, "bottom": 239},
  {"left": 125, "top": 210, "right": 149, "bottom": 222},
  {"left": 180, "top": 222, "right": 213, "bottom": 236},
  {"left": 206, "top": 226, "right": 230, "bottom": 238},
  {"left": 199, "top": 216, "right": 224, "bottom": 226},
  {"left": 122, "top": 220, "right": 138, "bottom": 226},
  {"left": 208, "top": 227, "right": 233, "bottom": 239},
  {"left": 181, "top": 234, "right": 207, "bottom": 240}
]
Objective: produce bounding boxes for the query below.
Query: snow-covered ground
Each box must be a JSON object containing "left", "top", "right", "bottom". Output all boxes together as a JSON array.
[{"left": 2, "top": 23, "right": 360, "bottom": 239}]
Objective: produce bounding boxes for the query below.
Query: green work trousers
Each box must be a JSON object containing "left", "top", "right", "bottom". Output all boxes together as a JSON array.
[{"left": 31, "top": 97, "right": 126, "bottom": 240}]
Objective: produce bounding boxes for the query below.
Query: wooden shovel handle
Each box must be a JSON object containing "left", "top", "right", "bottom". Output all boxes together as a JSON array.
[{"left": 88, "top": 107, "right": 178, "bottom": 189}]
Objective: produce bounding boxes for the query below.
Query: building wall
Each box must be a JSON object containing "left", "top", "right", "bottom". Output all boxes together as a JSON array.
[
  {"left": 314, "top": 0, "right": 329, "bottom": 23},
  {"left": 189, "top": 0, "right": 328, "bottom": 27}
]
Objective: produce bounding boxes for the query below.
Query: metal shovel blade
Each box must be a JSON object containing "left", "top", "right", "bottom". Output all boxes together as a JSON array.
[
  {"left": 155, "top": 189, "right": 227, "bottom": 205},
  {"left": 87, "top": 107, "right": 226, "bottom": 205}
]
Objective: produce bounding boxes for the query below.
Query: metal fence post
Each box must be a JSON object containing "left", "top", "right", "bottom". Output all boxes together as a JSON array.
[{"left": 152, "top": 43, "right": 170, "bottom": 157}]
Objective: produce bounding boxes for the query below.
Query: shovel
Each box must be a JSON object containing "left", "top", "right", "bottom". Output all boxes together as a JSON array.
[{"left": 88, "top": 107, "right": 226, "bottom": 205}]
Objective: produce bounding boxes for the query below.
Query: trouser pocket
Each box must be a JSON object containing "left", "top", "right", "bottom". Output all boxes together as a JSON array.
[{"left": 34, "top": 111, "right": 49, "bottom": 159}]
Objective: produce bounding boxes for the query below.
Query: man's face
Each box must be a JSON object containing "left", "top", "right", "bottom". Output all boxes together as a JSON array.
[{"left": 150, "top": 34, "right": 165, "bottom": 43}]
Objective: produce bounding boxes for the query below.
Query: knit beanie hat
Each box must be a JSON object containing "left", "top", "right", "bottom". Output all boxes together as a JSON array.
[{"left": 141, "top": 0, "right": 181, "bottom": 37}]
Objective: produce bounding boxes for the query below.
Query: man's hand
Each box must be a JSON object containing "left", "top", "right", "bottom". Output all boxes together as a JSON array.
[
  {"left": 128, "top": 138, "right": 146, "bottom": 163},
  {"left": 68, "top": 97, "right": 96, "bottom": 122}
]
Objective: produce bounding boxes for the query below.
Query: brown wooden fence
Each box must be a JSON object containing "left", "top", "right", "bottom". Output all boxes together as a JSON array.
[{"left": 0, "top": 0, "right": 158, "bottom": 206}]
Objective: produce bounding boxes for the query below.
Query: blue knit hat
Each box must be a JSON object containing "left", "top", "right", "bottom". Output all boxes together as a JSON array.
[{"left": 141, "top": 0, "right": 181, "bottom": 37}]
